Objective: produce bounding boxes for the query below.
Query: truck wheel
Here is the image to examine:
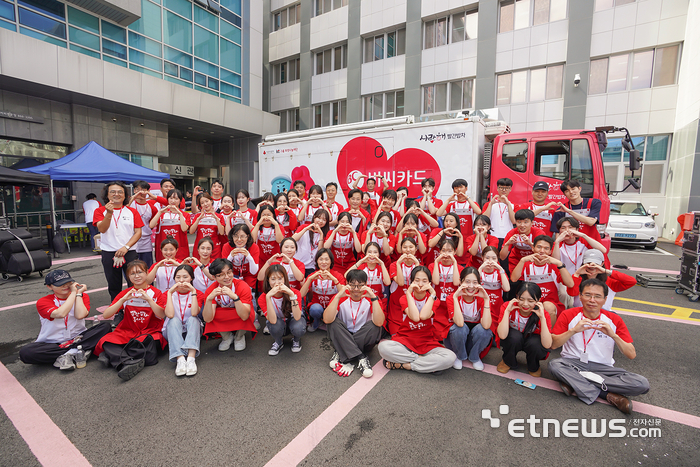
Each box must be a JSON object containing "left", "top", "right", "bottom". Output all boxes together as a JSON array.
[{"left": 644, "top": 243, "right": 657, "bottom": 250}]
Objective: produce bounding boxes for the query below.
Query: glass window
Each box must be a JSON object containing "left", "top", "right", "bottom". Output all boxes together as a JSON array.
[
  {"left": 316, "top": 52, "right": 323, "bottom": 74},
  {"left": 497, "top": 74, "right": 511, "bottom": 105},
  {"left": 102, "top": 21, "right": 126, "bottom": 44},
  {"left": 194, "top": 6, "right": 218, "bottom": 33},
  {"left": 280, "top": 8, "right": 287, "bottom": 29},
  {"left": 71, "top": 43, "right": 100, "bottom": 59},
  {"left": 221, "top": 20, "right": 241, "bottom": 44},
  {"left": 288, "top": 59, "right": 296, "bottom": 81},
  {"left": 164, "top": 61, "right": 178, "bottom": 76},
  {"left": 322, "top": 102, "right": 330, "bottom": 126},
  {"left": 514, "top": 0, "right": 531, "bottom": 29},
  {"left": 18, "top": 7, "right": 66, "bottom": 39},
  {"left": 208, "top": 77, "right": 218, "bottom": 90},
  {"left": 279, "top": 110, "right": 287, "bottom": 132},
  {"left": 511, "top": 70, "right": 527, "bottom": 103},
  {"left": 372, "top": 93, "right": 383, "bottom": 120},
  {"left": 221, "top": 69, "right": 241, "bottom": 86},
  {"left": 164, "top": 0, "right": 192, "bottom": 20},
  {"left": 323, "top": 48, "right": 331, "bottom": 73},
  {"left": 602, "top": 137, "right": 622, "bottom": 162},
  {"left": 645, "top": 135, "right": 669, "bottom": 161},
  {"left": 279, "top": 62, "right": 286, "bottom": 83},
  {"left": 164, "top": 45, "right": 192, "bottom": 67},
  {"left": 374, "top": 35, "right": 384, "bottom": 61},
  {"left": 333, "top": 101, "right": 341, "bottom": 125},
  {"left": 273, "top": 12, "right": 280, "bottom": 31},
  {"left": 315, "top": 0, "right": 322, "bottom": 16},
  {"left": 194, "top": 72, "right": 207, "bottom": 85},
  {"left": 545, "top": 65, "right": 563, "bottom": 99},
  {"left": 289, "top": 5, "right": 296, "bottom": 25},
  {"left": 452, "top": 13, "right": 465, "bottom": 42},
  {"left": 129, "top": 31, "right": 162, "bottom": 57},
  {"left": 324, "top": 0, "right": 331, "bottom": 14},
  {"left": 19, "top": 0, "right": 64, "bottom": 21},
  {"left": 220, "top": 0, "right": 241, "bottom": 16},
  {"left": 387, "top": 32, "right": 395, "bottom": 58},
  {"left": 652, "top": 45, "right": 679, "bottom": 87},
  {"left": 589, "top": 58, "right": 608, "bottom": 94},
  {"left": 130, "top": 0, "right": 162, "bottom": 41},
  {"left": 273, "top": 63, "right": 280, "bottom": 85},
  {"left": 423, "top": 85, "right": 434, "bottom": 114},
  {"left": 435, "top": 83, "right": 447, "bottom": 112},
  {"left": 180, "top": 67, "right": 193, "bottom": 81},
  {"left": 129, "top": 48, "right": 162, "bottom": 72},
  {"left": 571, "top": 139, "right": 594, "bottom": 188},
  {"left": 604, "top": 164, "right": 619, "bottom": 190},
  {"left": 194, "top": 57, "right": 218, "bottom": 77},
  {"left": 500, "top": 1, "right": 514, "bottom": 33},
  {"left": 396, "top": 91, "right": 404, "bottom": 116},
  {"left": 103, "top": 38, "right": 127, "bottom": 59},
  {"left": 631, "top": 50, "right": 653, "bottom": 90},
  {"left": 424, "top": 20, "right": 435, "bottom": 49},
  {"left": 194, "top": 25, "right": 218, "bottom": 64},
  {"left": 364, "top": 37, "right": 373, "bottom": 63},
  {"left": 462, "top": 79, "right": 474, "bottom": 109},
  {"left": 533, "top": 0, "right": 549, "bottom": 26},
  {"left": 69, "top": 26, "right": 100, "bottom": 51},
  {"left": 397, "top": 28, "right": 406, "bottom": 55},
  {"left": 530, "top": 68, "right": 546, "bottom": 101},
  {"left": 535, "top": 140, "right": 568, "bottom": 180},
  {"left": 550, "top": 0, "right": 567, "bottom": 21},
  {"left": 607, "top": 54, "right": 628, "bottom": 92},
  {"left": 450, "top": 80, "right": 463, "bottom": 111},
  {"left": 363, "top": 96, "right": 372, "bottom": 121},
  {"left": 466, "top": 11, "right": 478, "bottom": 39},
  {"left": 334, "top": 46, "right": 342, "bottom": 70},
  {"left": 296, "top": 57, "right": 301, "bottom": 78},
  {"left": 67, "top": 6, "right": 99, "bottom": 34},
  {"left": 1, "top": 2, "right": 16, "bottom": 22},
  {"left": 436, "top": 17, "right": 448, "bottom": 46},
  {"left": 502, "top": 142, "right": 528, "bottom": 173},
  {"left": 386, "top": 92, "right": 395, "bottom": 118},
  {"left": 220, "top": 38, "right": 241, "bottom": 72}
]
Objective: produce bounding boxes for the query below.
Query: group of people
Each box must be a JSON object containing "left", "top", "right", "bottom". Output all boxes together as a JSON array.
[{"left": 21, "top": 175, "right": 649, "bottom": 414}]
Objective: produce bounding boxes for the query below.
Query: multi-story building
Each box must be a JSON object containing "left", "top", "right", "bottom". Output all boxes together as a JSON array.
[
  {"left": 0, "top": 0, "right": 278, "bottom": 222},
  {"left": 263, "top": 0, "right": 700, "bottom": 239}
]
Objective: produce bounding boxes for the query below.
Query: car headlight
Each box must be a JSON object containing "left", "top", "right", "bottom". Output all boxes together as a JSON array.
[{"left": 644, "top": 221, "right": 655, "bottom": 228}]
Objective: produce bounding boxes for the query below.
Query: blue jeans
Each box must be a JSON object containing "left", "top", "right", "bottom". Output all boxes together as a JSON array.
[
  {"left": 268, "top": 316, "right": 307, "bottom": 345},
  {"left": 308, "top": 303, "right": 324, "bottom": 330},
  {"left": 137, "top": 251, "right": 154, "bottom": 268},
  {"left": 444, "top": 322, "right": 493, "bottom": 362},
  {"left": 167, "top": 317, "right": 202, "bottom": 361}
]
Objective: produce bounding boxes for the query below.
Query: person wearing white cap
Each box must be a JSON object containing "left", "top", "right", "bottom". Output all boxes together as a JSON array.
[{"left": 565, "top": 249, "right": 636, "bottom": 311}]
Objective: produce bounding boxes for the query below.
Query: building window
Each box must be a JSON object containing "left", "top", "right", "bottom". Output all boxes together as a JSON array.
[
  {"left": 594, "top": 0, "right": 635, "bottom": 12},
  {"left": 363, "top": 91, "right": 405, "bottom": 121},
  {"left": 315, "top": 44, "right": 347, "bottom": 75},
  {"left": 496, "top": 65, "right": 563, "bottom": 105},
  {"left": 364, "top": 28, "right": 406, "bottom": 63},
  {"left": 314, "top": 100, "right": 346, "bottom": 128},
  {"left": 451, "top": 9, "right": 479, "bottom": 42},
  {"left": 603, "top": 135, "right": 669, "bottom": 194},
  {"left": 315, "top": 0, "right": 347, "bottom": 17},
  {"left": 422, "top": 78, "right": 475, "bottom": 115},
  {"left": 117, "top": 153, "right": 156, "bottom": 170},
  {"left": 499, "top": 0, "right": 566, "bottom": 32},
  {"left": 273, "top": 58, "right": 300, "bottom": 85},
  {"left": 273, "top": 3, "right": 300, "bottom": 32},
  {"left": 276, "top": 108, "right": 300, "bottom": 133},
  {"left": 589, "top": 45, "right": 680, "bottom": 94}
]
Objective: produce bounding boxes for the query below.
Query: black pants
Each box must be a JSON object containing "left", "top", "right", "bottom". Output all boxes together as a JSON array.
[
  {"left": 101, "top": 250, "right": 137, "bottom": 301},
  {"left": 87, "top": 223, "right": 99, "bottom": 250},
  {"left": 101, "top": 335, "right": 161, "bottom": 369},
  {"left": 19, "top": 322, "right": 112, "bottom": 365},
  {"left": 500, "top": 328, "right": 548, "bottom": 372}
]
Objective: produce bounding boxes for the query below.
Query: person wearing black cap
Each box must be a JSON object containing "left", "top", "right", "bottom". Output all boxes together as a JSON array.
[
  {"left": 516, "top": 181, "right": 558, "bottom": 234},
  {"left": 19, "top": 270, "right": 111, "bottom": 370}
]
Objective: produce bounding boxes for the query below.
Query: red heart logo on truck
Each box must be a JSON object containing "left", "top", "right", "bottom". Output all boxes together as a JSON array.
[{"left": 336, "top": 136, "right": 442, "bottom": 203}]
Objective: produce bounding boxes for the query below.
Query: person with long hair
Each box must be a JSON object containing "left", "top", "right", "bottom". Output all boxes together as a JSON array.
[
  {"left": 230, "top": 189, "right": 258, "bottom": 229},
  {"left": 478, "top": 246, "right": 510, "bottom": 339},
  {"left": 189, "top": 193, "right": 225, "bottom": 260},
  {"left": 386, "top": 237, "right": 421, "bottom": 335},
  {"left": 150, "top": 188, "right": 190, "bottom": 262},
  {"left": 300, "top": 249, "right": 345, "bottom": 332},
  {"left": 287, "top": 188, "right": 303, "bottom": 218},
  {"left": 324, "top": 211, "right": 362, "bottom": 274},
  {"left": 164, "top": 264, "right": 204, "bottom": 377},
  {"left": 258, "top": 265, "right": 305, "bottom": 355},
  {"left": 378, "top": 266, "right": 456, "bottom": 373},
  {"left": 220, "top": 194, "right": 237, "bottom": 243},
  {"left": 257, "top": 237, "right": 305, "bottom": 290},
  {"left": 427, "top": 212, "right": 464, "bottom": 266},
  {"left": 496, "top": 282, "right": 552, "bottom": 377},
  {"left": 360, "top": 211, "right": 396, "bottom": 268},
  {"left": 251, "top": 205, "right": 285, "bottom": 266},
  {"left": 297, "top": 184, "right": 328, "bottom": 224},
  {"left": 345, "top": 242, "right": 391, "bottom": 309},
  {"left": 274, "top": 192, "right": 298, "bottom": 237},
  {"left": 189, "top": 237, "right": 216, "bottom": 294},
  {"left": 466, "top": 214, "right": 499, "bottom": 268},
  {"left": 222, "top": 224, "right": 260, "bottom": 291},
  {"left": 428, "top": 239, "right": 462, "bottom": 342},
  {"left": 147, "top": 238, "right": 181, "bottom": 293},
  {"left": 292, "top": 209, "right": 330, "bottom": 276},
  {"left": 393, "top": 213, "right": 427, "bottom": 262}
]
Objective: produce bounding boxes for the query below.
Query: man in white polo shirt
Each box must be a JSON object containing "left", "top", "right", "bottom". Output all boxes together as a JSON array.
[{"left": 549, "top": 278, "right": 650, "bottom": 414}]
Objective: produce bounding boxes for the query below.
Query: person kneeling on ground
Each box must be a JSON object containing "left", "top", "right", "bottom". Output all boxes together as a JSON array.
[
  {"left": 19, "top": 270, "right": 111, "bottom": 371},
  {"left": 258, "top": 265, "right": 305, "bottom": 355},
  {"left": 496, "top": 282, "right": 552, "bottom": 377},
  {"left": 323, "top": 269, "right": 385, "bottom": 378},
  {"left": 95, "top": 260, "right": 167, "bottom": 381},
  {"left": 549, "top": 278, "right": 650, "bottom": 414},
  {"left": 378, "top": 266, "right": 457, "bottom": 374}
]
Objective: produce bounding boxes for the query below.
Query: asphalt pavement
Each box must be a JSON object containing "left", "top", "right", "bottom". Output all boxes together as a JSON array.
[{"left": 1, "top": 239, "right": 699, "bottom": 467}]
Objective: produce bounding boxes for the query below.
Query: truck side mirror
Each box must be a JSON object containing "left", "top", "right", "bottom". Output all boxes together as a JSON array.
[{"left": 629, "top": 149, "right": 641, "bottom": 171}]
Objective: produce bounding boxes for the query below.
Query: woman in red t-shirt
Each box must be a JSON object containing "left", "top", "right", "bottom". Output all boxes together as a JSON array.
[
  {"left": 466, "top": 215, "right": 500, "bottom": 268},
  {"left": 274, "top": 192, "right": 298, "bottom": 237},
  {"left": 378, "top": 266, "right": 456, "bottom": 373},
  {"left": 444, "top": 267, "right": 492, "bottom": 371},
  {"left": 360, "top": 212, "right": 396, "bottom": 269},
  {"left": 188, "top": 237, "right": 216, "bottom": 294},
  {"left": 346, "top": 242, "right": 391, "bottom": 308},
  {"left": 478, "top": 246, "right": 510, "bottom": 337},
  {"left": 386, "top": 237, "right": 421, "bottom": 335},
  {"left": 257, "top": 237, "right": 306, "bottom": 291},
  {"left": 258, "top": 265, "right": 306, "bottom": 355},
  {"left": 150, "top": 188, "right": 190, "bottom": 262},
  {"left": 189, "top": 193, "right": 225, "bottom": 260},
  {"left": 427, "top": 212, "right": 465, "bottom": 266},
  {"left": 219, "top": 194, "right": 236, "bottom": 247},
  {"left": 428, "top": 239, "right": 462, "bottom": 341},
  {"left": 229, "top": 189, "right": 257, "bottom": 230},
  {"left": 221, "top": 224, "right": 260, "bottom": 292},
  {"left": 251, "top": 205, "right": 285, "bottom": 267},
  {"left": 300, "top": 248, "right": 345, "bottom": 332},
  {"left": 324, "top": 212, "right": 362, "bottom": 274},
  {"left": 393, "top": 213, "right": 427, "bottom": 263}
]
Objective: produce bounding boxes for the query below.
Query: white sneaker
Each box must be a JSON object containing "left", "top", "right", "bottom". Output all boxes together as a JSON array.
[
  {"left": 357, "top": 357, "right": 373, "bottom": 378},
  {"left": 262, "top": 325, "right": 270, "bottom": 335},
  {"left": 53, "top": 354, "right": 75, "bottom": 371},
  {"left": 452, "top": 358, "right": 463, "bottom": 370},
  {"left": 268, "top": 342, "right": 283, "bottom": 356},
  {"left": 218, "top": 331, "right": 234, "bottom": 351},
  {"left": 233, "top": 330, "right": 246, "bottom": 351},
  {"left": 175, "top": 358, "right": 187, "bottom": 376},
  {"left": 329, "top": 351, "right": 340, "bottom": 369},
  {"left": 306, "top": 324, "right": 316, "bottom": 333},
  {"left": 185, "top": 358, "right": 197, "bottom": 376},
  {"left": 291, "top": 339, "right": 302, "bottom": 353},
  {"left": 471, "top": 359, "right": 484, "bottom": 371}
]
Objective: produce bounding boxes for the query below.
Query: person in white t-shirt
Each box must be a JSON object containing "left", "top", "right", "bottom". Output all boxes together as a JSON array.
[
  {"left": 483, "top": 178, "right": 516, "bottom": 243},
  {"left": 549, "top": 278, "right": 650, "bottom": 414},
  {"left": 83, "top": 193, "right": 101, "bottom": 252}
]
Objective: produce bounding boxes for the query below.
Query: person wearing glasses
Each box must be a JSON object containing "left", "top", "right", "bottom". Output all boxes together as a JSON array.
[
  {"left": 549, "top": 278, "right": 649, "bottom": 414},
  {"left": 483, "top": 178, "right": 516, "bottom": 247},
  {"left": 93, "top": 181, "right": 144, "bottom": 301}
]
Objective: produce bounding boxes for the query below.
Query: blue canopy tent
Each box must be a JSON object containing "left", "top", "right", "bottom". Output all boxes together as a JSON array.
[{"left": 20, "top": 141, "right": 169, "bottom": 230}]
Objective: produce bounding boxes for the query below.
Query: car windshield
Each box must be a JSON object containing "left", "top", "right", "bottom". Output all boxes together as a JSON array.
[{"left": 610, "top": 202, "right": 648, "bottom": 216}]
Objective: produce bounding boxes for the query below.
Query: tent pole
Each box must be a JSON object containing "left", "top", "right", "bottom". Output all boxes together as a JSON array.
[{"left": 49, "top": 179, "right": 57, "bottom": 232}]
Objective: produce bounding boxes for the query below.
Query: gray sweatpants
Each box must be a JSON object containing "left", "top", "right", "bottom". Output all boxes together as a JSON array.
[
  {"left": 378, "top": 340, "right": 456, "bottom": 374},
  {"left": 327, "top": 319, "right": 383, "bottom": 363},
  {"left": 549, "top": 357, "right": 650, "bottom": 405}
]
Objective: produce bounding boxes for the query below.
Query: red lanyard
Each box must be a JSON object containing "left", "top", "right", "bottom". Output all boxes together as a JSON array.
[
  {"left": 55, "top": 297, "right": 69, "bottom": 328},
  {"left": 271, "top": 296, "right": 283, "bottom": 317},
  {"left": 319, "top": 274, "right": 333, "bottom": 296},
  {"left": 176, "top": 292, "right": 191, "bottom": 323},
  {"left": 439, "top": 264, "right": 451, "bottom": 285},
  {"left": 163, "top": 265, "right": 174, "bottom": 289},
  {"left": 349, "top": 298, "right": 361, "bottom": 329},
  {"left": 582, "top": 325, "right": 596, "bottom": 353},
  {"left": 112, "top": 207, "right": 124, "bottom": 229},
  {"left": 200, "top": 262, "right": 211, "bottom": 289},
  {"left": 498, "top": 203, "right": 508, "bottom": 219},
  {"left": 561, "top": 242, "right": 579, "bottom": 267}
]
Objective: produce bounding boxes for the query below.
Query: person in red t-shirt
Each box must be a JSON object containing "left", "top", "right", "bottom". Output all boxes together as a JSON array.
[
  {"left": 378, "top": 266, "right": 456, "bottom": 373},
  {"left": 478, "top": 246, "right": 511, "bottom": 338},
  {"left": 393, "top": 213, "right": 428, "bottom": 263},
  {"left": 153, "top": 178, "right": 186, "bottom": 211},
  {"left": 428, "top": 240, "right": 462, "bottom": 341},
  {"left": 399, "top": 200, "right": 439, "bottom": 238},
  {"left": 293, "top": 180, "right": 308, "bottom": 201},
  {"left": 415, "top": 177, "right": 443, "bottom": 219},
  {"left": 387, "top": 237, "right": 421, "bottom": 334},
  {"left": 510, "top": 235, "right": 574, "bottom": 325},
  {"left": 466, "top": 215, "right": 500, "bottom": 268},
  {"left": 372, "top": 190, "right": 401, "bottom": 233},
  {"left": 324, "top": 212, "right": 362, "bottom": 274},
  {"left": 297, "top": 184, "right": 329, "bottom": 225},
  {"left": 444, "top": 267, "right": 493, "bottom": 371},
  {"left": 341, "top": 189, "right": 370, "bottom": 233},
  {"left": 251, "top": 205, "right": 285, "bottom": 267},
  {"left": 228, "top": 189, "right": 258, "bottom": 231},
  {"left": 427, "top": 212, "right": 465, "bottom": 266},
  {"left": 323, "top": 269, "right": 385, "bottom": 377},
  {"left": 360, "top": 212, "right": 396, "bottom": 268},
  {"left": 346, "top": 242, "right": 391, "bottom": 309},
  {"left": 499, "top": 209, "right": 545, "bottom": 301},
  {"left": 352, "top": 173, "right": 387, "bottom": 205},
  {"left": 516, "top": 181, "right": 558, "bottom": 234},
  {"left": 258, "top": 265, "right": 306, "bottom": 355},
  {"left": 219, "top": 194, "right": 237, "bottom": 245},
  {"left": 257, "top": 238, "right": 306, "bottom": 291},
  {"left": 202, "top": 258, "right": 257, "bottom": 352},
  {"left": 436, "top": 178, "right": 482, "bottom": 237},
  {"left": 189, "top": 193, "right": 225, "bottom": 260},
  {"left": 287, "top": 189, "right": 303, "bottom": 218},
  {"left": 301, "top": 248, "right": 346, "bottom": 331},
  {"left": 147, "top": 238, "right": 182, "bottom": 294},
  {"left": 550, "top": 278, "right": 649, "bottom": 414},
  {"left": 222, "top": 224, "right": 260, "bottom": 293},
  {"left": 128, "top": 180, "right": 158, "bottom": 267},
  {"left": 496, "top": 282, "right": 552, "bottom": 377},
  {"left": 274, "top": 192, "right": 299, "bottom": 237},
  {"left": 96, "top": 260, "right": 167, "bottom": 381},
  {"left": 565, "top": 249, "right": 636, "bottom": 311},
  {"left": 150, "top": 188, "right": 190, "bottom": 262}
]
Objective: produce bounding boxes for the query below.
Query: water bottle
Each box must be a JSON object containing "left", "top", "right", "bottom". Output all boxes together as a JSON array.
[{"left": 75, "top": 345, "right": 86, "bottom": 369}]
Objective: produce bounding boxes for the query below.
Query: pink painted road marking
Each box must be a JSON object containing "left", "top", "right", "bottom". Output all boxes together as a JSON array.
[
  {"left": 613, "top": 309, "right": 700, "bottom": 326},
  {"left": 264, "top": 361, "right": 389, "bottom": 467},
  {"left": 0, "top": 286, "right": 111, "bottom": 312},
  {"left": 52, "top": 255, "right": 101, "bottom": 265},
  {"left": 0, "top": 363, "right": 92, "bottom": 466},
  {"left": 625, "top": 266, "right": 678, "bottom": 275}
]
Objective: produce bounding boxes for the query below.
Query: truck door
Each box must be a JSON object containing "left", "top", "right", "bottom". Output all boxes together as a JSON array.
[{"left": 530, "top": 138, "right": 595, "bottom": 201}]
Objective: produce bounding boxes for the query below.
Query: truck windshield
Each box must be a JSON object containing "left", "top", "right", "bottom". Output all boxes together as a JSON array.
[
  {"left": 502, "top": 142, "right": 528, "bottom": 173},
  {"left": 534, "top": 139, "right": 595, "bottom": 197}
]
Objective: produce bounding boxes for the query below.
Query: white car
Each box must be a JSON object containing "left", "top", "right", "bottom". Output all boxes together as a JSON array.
[{"left": 607, "top": 201, "right": 659, "bottom": 250}]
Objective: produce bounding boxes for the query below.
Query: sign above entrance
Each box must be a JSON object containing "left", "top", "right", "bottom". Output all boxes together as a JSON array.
[
  {"left": 160, "top": 163, "right": 195, "bottom": 177},
  {"left": 0, "top": 110, "right": 44, "bottom": 124}
]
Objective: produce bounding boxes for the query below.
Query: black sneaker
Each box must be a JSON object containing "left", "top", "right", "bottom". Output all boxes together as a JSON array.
[
  {"left": 98, "top": 353, "right": 110, "bottom": 368},
  {"left": 117, "top": 360, "right": 145, "bottom": 381}
]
